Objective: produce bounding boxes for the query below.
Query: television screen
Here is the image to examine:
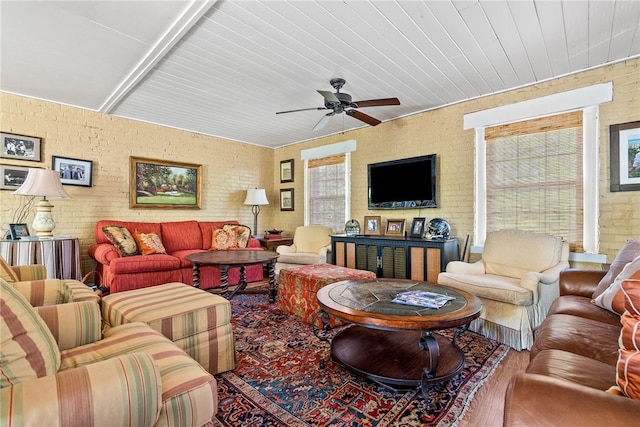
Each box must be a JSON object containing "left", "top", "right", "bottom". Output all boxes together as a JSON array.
[{"left": 368, "top": 154, "right": 437, "bottom": 209}]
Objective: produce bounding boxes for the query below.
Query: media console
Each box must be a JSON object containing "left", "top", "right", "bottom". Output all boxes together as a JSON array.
[{"left": 330, "top": 234, "right": 459, "bottom": 282}]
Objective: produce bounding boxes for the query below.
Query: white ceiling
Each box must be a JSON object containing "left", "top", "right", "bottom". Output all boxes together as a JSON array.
[{"left": 1, "top": 0, "right": 639, "bottom": 148}]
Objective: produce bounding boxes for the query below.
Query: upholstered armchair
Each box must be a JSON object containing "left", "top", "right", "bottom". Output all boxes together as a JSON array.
[
  {"left": 275, "top": 225, "right": 333, "bottom": 276},
  {"left": 0, "top": 280, "right": 217, "bottom": 427},
  {"left": 437, "top": 229, "right": 569, "bottom": 350}
]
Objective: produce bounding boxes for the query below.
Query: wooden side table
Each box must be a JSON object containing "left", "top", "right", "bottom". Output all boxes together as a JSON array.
[
  {"left": 258, "top": 236, "right": 294, "bottom": 251},
  {"left": 0, "top": 237, "right": 82, "bottom": 280}
]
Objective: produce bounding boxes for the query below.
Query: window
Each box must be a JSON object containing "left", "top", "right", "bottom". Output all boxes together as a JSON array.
[
  {"left": 306, "top": 154, "right": 349, "bottom": 232},
  {"left": 485, "top": 112, "right": 584, "bottom": 251}
]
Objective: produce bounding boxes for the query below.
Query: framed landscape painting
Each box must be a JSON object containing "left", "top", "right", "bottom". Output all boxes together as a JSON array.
[{"left": 130, "top": 156, "right": 202, "bottom": 209}]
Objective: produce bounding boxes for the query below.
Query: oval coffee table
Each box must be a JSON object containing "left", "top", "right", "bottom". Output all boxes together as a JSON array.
[
  {"left": 185, "top": 250, "right": 279, "bottom": 302},
  {"left": 316, "top": 278, "right": 482, "bottom": 404}
]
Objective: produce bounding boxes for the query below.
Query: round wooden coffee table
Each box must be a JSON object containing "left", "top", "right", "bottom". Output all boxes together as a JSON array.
[
  {"left": 185, "top": 250, "right": 279, "bottom": 302},
  {"left": 316, "top": 278, "right": 482, "bottom": 403}
]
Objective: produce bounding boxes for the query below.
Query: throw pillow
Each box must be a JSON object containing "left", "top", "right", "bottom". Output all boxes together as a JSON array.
[
  {"left": 211, "top": 227, "right": 237, "bottom": 250},
  {"left": 615, "top": 280, "right": 640, "bottom": 400},
  {"left": 593, "top": 239, "right": 640, "bottom": 299},
  {"left": 0, "top": 279, "right": 61, "bottom": 388},
  {"left": 133, "top": 230, "right": 166, "bottom": 256},
  {"left": 0, "top": 256, "right": 19, "bottom": 282},
  {"left": 102, "top": 225, "right": 139, "bottom": 257},
  {"left": 223, "top": 224, "right": 252, "bottom": 248},
  {"left": 593, "top": 256, "right": 640, "bottom": 314}
]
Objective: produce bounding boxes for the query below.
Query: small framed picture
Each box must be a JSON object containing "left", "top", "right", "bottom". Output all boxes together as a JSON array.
[
  {"left": 1, "top": 132, "right": 41, "bottom": 162},
  {"left": 280, "top": 159, "right": 294, "bottom": 183},
  {"left": 364, "top": 215, "right": 382, "bottom": 236},
  {"left": 9, "top": 223, "right": 30, "bottom": 240},
  {"left": 280, "top": 188, "right": 294, "bottom": 211},
  {"left": 610, "top": 120, "right": 640, "bottom": 192},
  {"left": 385, "top": 219, "right": 406, "bottom": 237},
  {"left": 410, "top": 217, "right": 426, "bottom": 238},
  {"left": 52, "top": 155, "right": 94, "bottom": 187},
  {"left": 0, "top": 164, "right": 31, "bottom": 190}
]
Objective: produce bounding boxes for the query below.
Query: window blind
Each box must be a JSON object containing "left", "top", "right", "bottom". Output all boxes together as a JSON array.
[{"left": 308, "top": 154, "right": 346, "bottom": 232}]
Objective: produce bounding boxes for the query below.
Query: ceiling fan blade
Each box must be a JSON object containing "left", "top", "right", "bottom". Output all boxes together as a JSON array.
[
  {"left": 352, "top": 97, "right": 400, "bottom": 108},
  {"left": 313, "top": 112, "right": 335, "bottom": 131},
  {"left": 276, "top": 106, "right": 327, "bottom": 114},
  {"left": 346, "top": 109, "right": 381, "bottom": 126},
  {"left": 317, "top": 90, "right": 340, "bottom": 103}
]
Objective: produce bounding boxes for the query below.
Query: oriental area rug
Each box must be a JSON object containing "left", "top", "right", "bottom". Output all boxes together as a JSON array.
[{"left": 213, "top": 294, "right": 508, "bottom": 427}]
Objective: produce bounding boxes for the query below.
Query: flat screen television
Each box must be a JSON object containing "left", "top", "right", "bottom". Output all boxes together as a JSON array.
[{"left": 368, "top": 154, "right": 437, "bottom": 209}]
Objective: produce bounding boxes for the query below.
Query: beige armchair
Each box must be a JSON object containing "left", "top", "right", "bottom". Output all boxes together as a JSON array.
[
  {"left": 437, "top": 229, "right": 569, "bottom": 350},
  {"left": 275, "top": 225, "right": 333, "bottom": 276}
]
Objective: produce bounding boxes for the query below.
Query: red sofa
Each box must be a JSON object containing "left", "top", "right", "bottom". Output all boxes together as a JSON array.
[{"left": 88, "top": 220, "right": 264, "bottom": 293}]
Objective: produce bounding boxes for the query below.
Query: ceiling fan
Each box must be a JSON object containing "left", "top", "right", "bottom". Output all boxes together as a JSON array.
[{"left": 276, "top": 78, "right": 400, "bottom": 131}]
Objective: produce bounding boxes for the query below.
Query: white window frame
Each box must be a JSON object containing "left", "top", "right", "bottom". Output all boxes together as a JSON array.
[
  {"left": 464, "top": 83, "right": 612, "bottom": 260},
  {"left": 301, "top": 140, "right": 355, "bottom": 228}
]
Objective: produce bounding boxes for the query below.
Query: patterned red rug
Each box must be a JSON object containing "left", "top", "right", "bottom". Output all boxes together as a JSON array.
[{"left": 213, "top": 294, "right": 508, "bottom": 426}]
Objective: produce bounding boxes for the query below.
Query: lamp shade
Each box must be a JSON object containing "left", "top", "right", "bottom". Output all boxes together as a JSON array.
[
  {"left": 13, "top": 169, "right": 70, "bottom": 198},
  {"left": 243, "top": 188, "right": 269, "bottom": 205}
]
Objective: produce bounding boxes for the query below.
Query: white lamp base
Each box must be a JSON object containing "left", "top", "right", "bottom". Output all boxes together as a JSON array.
[{"left": 32, "top": 199, "right": 56, "bottom": 238}]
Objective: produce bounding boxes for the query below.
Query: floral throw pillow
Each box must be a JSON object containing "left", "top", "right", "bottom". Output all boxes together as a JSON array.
[
  {"left": 211, "top": 228, "right": 237, "bottom": 250},
  {"left": 223, "top": 224, "right": 252, "bottom": 248},
  {"left": 133, "top": 230, "right": 166, "bottom": 256},
  {"left": 102, "top": 225, "right": 139, "bottom": 257}
]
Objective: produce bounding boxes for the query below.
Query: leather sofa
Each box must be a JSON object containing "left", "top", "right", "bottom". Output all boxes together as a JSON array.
[
  {"left": 89, "top": 219, "right": 264, "bottom": 293},
  {"left": 503, "top": 269, "right": 640, "bottom": 425}
]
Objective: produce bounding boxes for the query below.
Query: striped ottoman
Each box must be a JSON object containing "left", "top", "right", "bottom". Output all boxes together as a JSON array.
[
  {"left": 278, "top": 263, "right": 377, "bottom": 327},
  {"left": 101, "top": 282, "right": 234, "bottom": 374}
]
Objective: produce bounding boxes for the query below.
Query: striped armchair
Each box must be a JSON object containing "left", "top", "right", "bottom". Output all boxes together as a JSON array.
[{"left": 0, "top": 280, "right": 217, "bottom": 427}]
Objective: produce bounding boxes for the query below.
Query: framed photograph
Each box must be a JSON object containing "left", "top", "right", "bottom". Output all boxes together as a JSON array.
[
  {"left": 129, "top": 156, "right": 202, "bottom": 209},
  {"left": 410, "top": 217, "right": 426, "bottom": 238},
  {"left": 1, "top": 132, "right": 41, "bottom": 162},
  {"left": 9, "top": 223, "right": 29, "bottom": 240},
  {"left": 364, "top": 215, "right": 382, "bottom": 236},
  {"left": 280, "top": 159, "right": 294, "bottom": 183},
  {"left": 52, "top": 155, "right": 93, "bottom": 187},
  {"left": 280, "top": 188, "right": 294, "bottom": 211},
  {"left": 610, "top": 121, "right": 640, "bottom": 192},
  {"left": 385, "top": 219, "right": 406, "bottom": 237},
  {"left": 1, "top": 164, "right": 31, "bottom": 190}
]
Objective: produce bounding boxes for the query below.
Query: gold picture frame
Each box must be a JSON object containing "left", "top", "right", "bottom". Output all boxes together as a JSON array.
[
  {"left": 364, "top": 215, "right": 382, "bottom": 236},
  {"left": 385, "top": 219, "right": 406, "bottom": 236},
  {"left": 129, "top": 156, "right": 202, "bottom": 209}
]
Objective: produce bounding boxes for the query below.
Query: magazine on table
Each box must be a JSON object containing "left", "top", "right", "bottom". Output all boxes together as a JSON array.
[{"left": 391, "top": 290, "right": 455, "bottom": 309}]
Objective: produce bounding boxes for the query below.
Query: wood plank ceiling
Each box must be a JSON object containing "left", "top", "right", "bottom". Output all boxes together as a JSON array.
[{"left": 1, "top": 0, "right": 639, "bottom": 148}]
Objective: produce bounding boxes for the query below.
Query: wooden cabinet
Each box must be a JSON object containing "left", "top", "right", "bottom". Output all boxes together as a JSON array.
[{"left": 331, "top": 235, "right": 459, "bottom": 283}]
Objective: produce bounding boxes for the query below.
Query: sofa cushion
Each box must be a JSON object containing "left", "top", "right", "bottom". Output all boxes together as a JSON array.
[
  {"left": 0, "top": 256, "right": 19, "bottom": 282},
  {"left": 198, "top": 221, "right": 239, "bottom": 250},
  {"left": 277, "top": 252, "right": 326, "bottom": 265},
  {"left": 223, "top": 224, "right": 252, "bottom": 248},
  {"left": 95, "top": 220, "right": 162, "bottom": 245},
  {"left": 293, "top": 225, "right": 332, "bottom": 254},
  {"left": 102, "top": 225, "right": 139, "bottom": 257},
  {"left": 1, "top": 279, "right": 61, "bottom": 388},
  {"left": 482, "top": 230, "right": 563, "bottom": 279},
  {"left": 109, "top": 254, "right": 181, "bottom": 274},
  {"left": 211, "top": 227, "right": 237, "bottom": 250},
  {"left": 547, "top": 295, "right": 621, "bottom": 326},
  {"left": 593, "top": 257, "right": 640, "bottom": 314},
  {"left": 133, "top": 230, "right": 166, "bottom": 256},
  {"left": 616, "top": 280, "right": 640, "bottom": 399},
  {"left": 436, "top": 273, "right": 532, "bottom": 305},
  {"left": 161, "top": 221, "right": 203, "bottom": 253},
  {"left": 593, "top": 239, "right": 640, "bottom": 299}
]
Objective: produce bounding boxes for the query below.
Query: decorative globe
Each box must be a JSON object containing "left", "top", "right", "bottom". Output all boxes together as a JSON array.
[
  {"left": 426, "top": 218, "right": 451, "bottom": 240},
  {"left": 345, "top": 219, "right": 361, "bottom": 236}
]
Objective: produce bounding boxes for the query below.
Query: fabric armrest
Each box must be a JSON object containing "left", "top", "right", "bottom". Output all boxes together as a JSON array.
[
  {"left": 35, "top": 301, "right": 102, "bottom": 350},
  {"left": 558, "top": 269, "right": 606, "bottom": 297},
  {"left": 63, "top": 280, "right": 100, "bottom": 303},
  {"left": 88, "top": 242, "right": 121, "bottom": 265},
  {"left": 10, "top": 279, "right": 69, "bottom": 307},
  {"left": 277, "top": 244, "right": 297, "bottom": 254},
  {"left": 11, "top": 264, "right": 47, "bottom": 281},
  {"left": 445, "top": 260, "right": 486, "bottom": 274},
  {"left": 504, "top": 373, "right": 640, "bottom": 427},
  {"left": 247, "top": 237, "right": 262, "bottom": 248},
  {"left": 0, "top": 353, "right": 162, "bottom": 427}
]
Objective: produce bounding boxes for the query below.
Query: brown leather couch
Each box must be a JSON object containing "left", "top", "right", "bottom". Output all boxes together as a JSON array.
[{"left": 504, "top": 269, "right": 640, "bottom": 426}]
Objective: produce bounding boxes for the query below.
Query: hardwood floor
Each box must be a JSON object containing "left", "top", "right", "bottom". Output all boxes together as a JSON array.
[{"left": 458, "top": 348, "right": 530, "bottom": 427}]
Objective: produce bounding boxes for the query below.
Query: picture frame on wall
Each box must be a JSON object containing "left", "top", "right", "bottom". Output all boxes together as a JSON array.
[
  {"left": 52, "top": 155, "right": 93, "bottom": 187},
  {"left": 129, "top": 156, "right": 202, "bottom": 209},
  {"left": 364, "top": 215, "right": 382, "bottom": 236},
  {"left": 1, "top": 132, "right": 41, "bottom": 162},
  {"left": 9, "top": 223, "right": 29, "bottom": 240},
  {"left": 280, "top": 159, "right": 294, "bottom": 183},
  {"left": 410, "top": 217, "right": 426, "bottom": 238},
  {"left": 610, "top": 120, "right": 640, "bottom": 192},
  {"left": 0, "top": 164, "right": 31, "bottom": 190},
  {"left": 280, "top": 188, "right": 294, "bottom": 211},
  {"left": 385, "top": 219, "right": 406, "bottom": 236}
]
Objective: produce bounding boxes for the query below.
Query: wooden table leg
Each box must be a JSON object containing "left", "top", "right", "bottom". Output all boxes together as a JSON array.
[
  {"left": 220, "top": 265, "right": 230, "bottom": 299},
  {"left": 267, "top": 260, "right": 277, "bottom": 303},
  {"left": 192, "top": 263, "right": 201, "bottom": 288}
]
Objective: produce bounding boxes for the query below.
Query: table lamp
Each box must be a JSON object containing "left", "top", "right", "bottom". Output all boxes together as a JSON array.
[
  {"left": 243, "top": 188, "right": 268, "bottom": 236},
  {"left": 13, "top": 168, "right": 70, "bottom": 238}
]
